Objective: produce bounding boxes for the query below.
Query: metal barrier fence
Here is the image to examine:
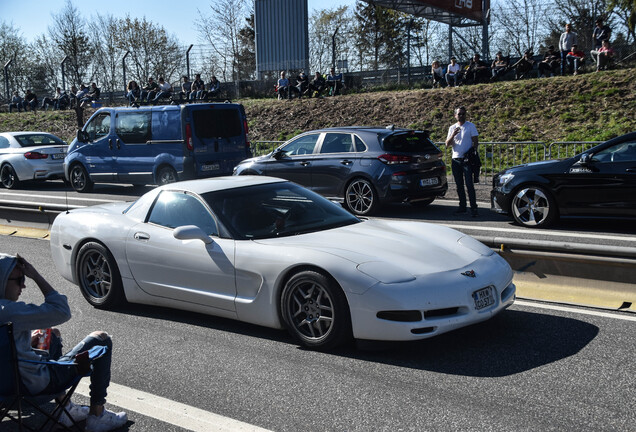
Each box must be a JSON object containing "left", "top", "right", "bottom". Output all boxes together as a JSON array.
[{"left": 251, "top": 140, "right": 601, "bottom": 184}]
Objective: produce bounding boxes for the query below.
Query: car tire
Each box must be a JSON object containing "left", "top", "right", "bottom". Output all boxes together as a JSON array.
[
  {"left": 70, "top": 164, "right": 93, "bottom": 193},
  {"left": 157, "top": 166, "right": 177, "bottom": 185},
  {"left": 511, "top": 185, "right": 558, "bottom": 228},
  {"left": 280, "top": 270, "right": 351, "bottom": 350},
  {"left": 0, "top": 164, "right": 20, "bottom": 189},
  {"left": 76, "top": 242, "right": 125, "bottom": 309},
  {"left": 411, "top": 198, "right": 435, "bottom": 208},
  {"left": 345, "top": 178, "right": 378, "bottom": 216}
]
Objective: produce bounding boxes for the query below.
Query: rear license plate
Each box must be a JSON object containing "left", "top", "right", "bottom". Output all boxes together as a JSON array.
[
  {"left": 202, "top": 163, "right": 220, "bottom": 171},
  {"left": 420, "top": 177, "right": 439, "bottom": 187},
  {"left": 473, "top": 287, "right": 495, "bottom": 310},
  {"left": 51, "top": 153, "right": 66, "bottom": 160}
]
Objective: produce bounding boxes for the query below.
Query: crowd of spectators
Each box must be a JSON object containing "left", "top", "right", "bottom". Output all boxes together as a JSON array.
[{"left": 275, "top": 67, "right": 343, "bottom": 100}]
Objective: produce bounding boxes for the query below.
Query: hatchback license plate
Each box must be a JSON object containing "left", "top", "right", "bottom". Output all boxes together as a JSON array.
[
  {"left": 473, "top": 287, "right": 495, "bottom": 310},
  {"left": 420, "top": 177, "right": 439, "bottom": 187},
  {"left": 202, "top": 163, "right": 220, "bottom": 171},
  {"left": 51, "top": 153, "right": 66, "bottom": 160}
]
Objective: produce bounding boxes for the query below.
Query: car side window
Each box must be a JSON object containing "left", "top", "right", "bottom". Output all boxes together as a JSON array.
[
  {"left": 592, "top": 141, "right": 636, "bottom": 163},
  {"left": 0, "top": 137, "right": 10, "bottom": 149},
  {"left": 116, "top": 111, "right": 152, "bottom": 144},
  {"left": 320, "top": 133, "right": 354, "bottom": 154},
  {"left": 148, "top": 191, "right": 219, "bottom": 236},
  {"left": 354, "top": 135, "right": 367, "bottom": 152},
  {"left": 281, "top": 134, "right": 319, "bottom": 156},
  {"left": 85, "top": 113, "right": 110, "bottom": 142}
]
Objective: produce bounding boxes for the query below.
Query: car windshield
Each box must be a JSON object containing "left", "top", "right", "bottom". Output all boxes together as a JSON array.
[
  {"left": 202, "top": 182, "right": 360, "bottom": 239},
  {"left": 382, "top": 132, "right": 438, "bottom": 153},
  {"left": 14, "top": 134, "right": 65, "bottom": 147}
]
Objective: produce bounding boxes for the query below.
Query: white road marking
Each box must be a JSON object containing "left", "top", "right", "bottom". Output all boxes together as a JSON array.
[
  {"left": 442, "top": 223, "right": 636, "bottom": 243},
  {"left": 76, "top": 381, "right": 272, "bottom": 432},
  {"left": 514, "top": 299, "right": 636, "bottom": 321}
]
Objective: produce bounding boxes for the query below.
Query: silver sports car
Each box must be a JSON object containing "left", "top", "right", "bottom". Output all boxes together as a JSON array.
[
  {"left": 0, "top": 132, "right": 67, "bottom": 189},
  {"left": 50, "top": 176, "right": 515, "bottom": 349}
]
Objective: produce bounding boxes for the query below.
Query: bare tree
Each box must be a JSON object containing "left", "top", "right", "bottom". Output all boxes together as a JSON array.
[
  {"left": 0, "top": 22, "right": 30, "bottom": 99},
  {"left": 310, "top": 6, "right": 351, "bottom": 73},
  {"left": 89, "top": 13, "right": 124, "bottom": 98},
  {"left": 492, "top": 0, "right": 547, "bottom": 56}
]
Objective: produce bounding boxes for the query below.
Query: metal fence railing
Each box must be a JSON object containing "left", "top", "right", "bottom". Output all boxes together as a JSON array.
[{"left": 251, "top": 140, "right": 601, "bottom": 185}]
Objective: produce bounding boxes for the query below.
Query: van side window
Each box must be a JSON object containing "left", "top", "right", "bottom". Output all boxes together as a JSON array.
[
  {"left": 192, "top": 109, "right": 242, "bottom": 138},
  {"left": 148, "top": 191, "right": 219, "bottom": 236},
  {"left": 152, "top": 110, "right": 182, "bottom": 141},
  {"left": 116, "top": 111, "right": 152, "bottom": 144},
  {"left": 85, "top": 113, "right": 110, "bottom": 142}
]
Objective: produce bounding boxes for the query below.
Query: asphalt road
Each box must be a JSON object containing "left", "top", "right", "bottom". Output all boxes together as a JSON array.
[{"left": 2, "top": 235, "right": 635, "bottom": 432}]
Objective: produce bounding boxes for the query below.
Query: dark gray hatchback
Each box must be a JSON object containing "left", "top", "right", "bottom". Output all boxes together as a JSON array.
[{"left": 233, "top": 126, "right": 447, "bottom": 215}]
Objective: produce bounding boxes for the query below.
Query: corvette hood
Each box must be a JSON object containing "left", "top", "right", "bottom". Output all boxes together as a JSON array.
[
  {"left": 68, "top": 201, "right": 132, "bottom": 215},
  {"left": 254, "top": 219, "right": 491, "bottom": 276}
]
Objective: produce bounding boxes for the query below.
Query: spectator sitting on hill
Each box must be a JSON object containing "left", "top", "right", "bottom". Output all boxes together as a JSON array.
[
  {"left": 591, "top": 39, "right": 614, "bottom": 72},
  {"left": 511, "top": 50, "right": 535, "bottom": 80},
  {"left": 295, "top": 71, "right": 309, "bottom": 98},
  {"left": 466, "top": 53, "right": 490, "bottom": 84},
  {"left": 152, "top": 77, "right": 172, "bottom": 104},
  {"left": 22, "top": 90, "right": 38, "bottom": 112},
  {"left": 566, "top": 44, "right": 585, "bottom": 75},
  {"left": 41, "top": 87, "right": 64, "bottom": 111},
  {"left": 140, "top": 77, "right": 159, "bottom": 103},
  {"left": 308, "top": 72, "right": 326, "bottom": 97},
  {"left": 207, "top": 76, "right": 220, "bottom": 99},
  {"left": 326, "top": 67, "right": 344, "bottom": 95},
  {"left": 8, "top": 91, "right": 23, "bottom": 113},
  {"left": 80, "top": 82, "right": 100, "bottom": 108},
  {"left": 126, "top": 80, "right": 140, "bottom": 106},
  {"left": 490, "top": 52, "right": 510, "bottom": 81},
  {"left": 445, "top": 57, "right": 461, "bottom": 87},
  {"left": 538, "top": 45, "right": 560, "bottom": 77},
  {"left": 276, "top": 71, "right": 290, "bottom": 100},
  {"left": 431, "top": 61, "right": 445, "bottom": 88},
  {"left": 189, "top": 74, "right": 205, "bottom": 101}
]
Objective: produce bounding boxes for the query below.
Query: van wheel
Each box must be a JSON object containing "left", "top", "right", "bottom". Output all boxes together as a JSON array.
[
  {"left": 157, "top": 166, "right": 177, "bottom": 185},
  {"left": 70, "top": 164, "right": 93, "bottom": 193}
]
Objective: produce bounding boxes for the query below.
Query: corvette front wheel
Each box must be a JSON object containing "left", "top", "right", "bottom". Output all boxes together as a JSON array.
[{"left": 76, "top": 242, "right": 125, "bottom": 308}]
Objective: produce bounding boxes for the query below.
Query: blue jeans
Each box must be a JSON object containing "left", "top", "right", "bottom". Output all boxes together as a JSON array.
[
  {"left": 560, "top": 50, "right": 569, "bottom": 75},
  {"left": 452, "top": 158, "right": 477, "bottom": 211},
  {"left": 42, "top": 333, "right": 113, "bottom": 406}
]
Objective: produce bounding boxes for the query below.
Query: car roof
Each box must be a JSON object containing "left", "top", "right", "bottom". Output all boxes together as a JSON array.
[
  {"left": 157, "top": 175, "right": 287, "bottom": 194},
  {"left": 0, "top": 131, "right": 58, "bottom": 137},
  {"left": 308, "top": 126, "right": 413, "bottom": 134}
]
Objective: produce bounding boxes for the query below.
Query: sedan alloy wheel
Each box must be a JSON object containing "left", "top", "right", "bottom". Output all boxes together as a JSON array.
[
  {"left": 511, "top": 186, "right": 557, "bottom": 228},
  {"left": 345, "top": 178, "right": 377, "bottom": 215},
  {"left": 0, "top": 164, "right": 19, "bottom": 189}
]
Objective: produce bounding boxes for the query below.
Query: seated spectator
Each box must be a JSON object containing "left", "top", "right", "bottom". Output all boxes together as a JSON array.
[
  {"left": 566, "top": 44, "right": 585, "bottom": 75},
  {"left": 326, "top": 67, "right": 344, "bottom": 96},
  {"left": 445, "top": 57, "right": 461, "bottom": 87},
  {"left": 431, "top": 61, "right": 445, "bottom": 88},
  {"left": 22, "top": 89, "right": 38, "bottom": 112},
  {"left": 8, "top": 91, "right": 23, "bottom": 113},
  {"left": 57, "top": 89, "right": 70, "bottom": 110},
  {"left": 591, "top": 39, "right": 614, "bottom": 71},
  {"left": 276, "top": 71, "right": 290, "bottom": 100},
  {"left": 189, "top": 74, "right": 205, "bottom": 101},
  {"left": 295, "top": 71, "right": 309, "bottom": 98},
  {"left": 308, "top": 72, "right": 326, "bottom": 97},
  {"left": 465, "top": 54, "right": 490, "bottom": 84},
  {"left": 140, "top": 77, "right": 159, "bottom": 103},
  {"left": 511, "top": 50, "right": 535, "bottom": 80},
  {"left": 76, "top": 84, "right": 89, "bottom": 100},
  {"left": 538, "top": 45, "right": 560, "bottom": 77},
  {"left": 126, "top": 80, "right": 140, "bottom": 106},
  {"left": 152, "top": 77, "right": 172, "bottom": 104},
  {"left": 42, "top": 87, "right": 65, "bottom": 111},
  {"left": 490, "top": 52, "right": 510, "bottom": 81},
  {"left": 80, "top": 82, "right": 100, "bottom": 108},
  {"left": 179, "top": 75, "right": 192, "bottom": 101},
  {"left": 206, "top": 75, "right": 220, "bottom": 99}
]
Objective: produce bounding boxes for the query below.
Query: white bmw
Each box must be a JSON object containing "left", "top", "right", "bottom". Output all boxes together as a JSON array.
[{"left": 50, "top": 176, "right": 515, "bottom": 349}]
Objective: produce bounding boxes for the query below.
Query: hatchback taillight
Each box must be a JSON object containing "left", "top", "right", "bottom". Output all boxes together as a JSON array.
[
  {"left": 185, "top": 124, "right": 193, "bottom": 151},
  {"left": 243, "top": 119, "right": 251, "bottom": 151},
  {"left": 378, "top": 154, "right": 411, "bottom": 164},
  {"left": 24, "top": 152, "right": 48, "bottom": 159}
]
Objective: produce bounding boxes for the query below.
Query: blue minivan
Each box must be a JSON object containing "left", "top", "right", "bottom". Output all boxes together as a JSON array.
[{"left": 65, "top": 103, "right": 251, "bottom": 192}]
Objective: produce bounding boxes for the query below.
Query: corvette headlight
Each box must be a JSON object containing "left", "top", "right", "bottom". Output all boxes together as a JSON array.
[
  {"left": 498, "top": 172, "right": 515, "bottom": 186},
  {"left": 458, "top": 235, "right": 494, "bottom": 256}
]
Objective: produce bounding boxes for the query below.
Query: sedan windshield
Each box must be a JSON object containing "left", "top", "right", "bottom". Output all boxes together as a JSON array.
[
  {"left": 14, "top": 134, "right": 66, "bottom": 147},
  {"left": 202, "top": 182, "right": 360, "bottom": 239}
]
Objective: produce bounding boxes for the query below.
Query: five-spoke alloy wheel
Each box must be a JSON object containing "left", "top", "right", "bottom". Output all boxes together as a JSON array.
[
  {"left": 70, "top": 164, "right": 93, "bottom": 193},
  {"left": 76, "top": 242, "right": 124, "bottom": 308},
  {"left": 511, "top": 185, "right": 557, "bottom": 228}
]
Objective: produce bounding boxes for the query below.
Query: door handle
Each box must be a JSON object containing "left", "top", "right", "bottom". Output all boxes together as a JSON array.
[
  {"left": 134, "top": 232, "right": 150, "bottom": 241},
  {"left": 340, "top": 160, "right": 352, "bottom": 165},
  {"left": 108, "top": 138, "right": 113, "bottom": 150},
  {"left": 116, "top": 139, "right": 121, "bottom": 149},
  {"left": 300, "top": 161, "right": 310, "bottom": 167},
  {"left": 627, "top": 168, "right": 636, "bottom": 173}
]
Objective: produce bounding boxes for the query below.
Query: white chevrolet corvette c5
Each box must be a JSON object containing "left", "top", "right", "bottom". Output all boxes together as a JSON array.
[{"left": 50, "top": 176, "right": 515, "bottom": 349}]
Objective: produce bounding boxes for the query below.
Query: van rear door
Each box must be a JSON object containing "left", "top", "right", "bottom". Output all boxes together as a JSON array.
[{"left": 185, "top": 104, "right": 250, "bottom": 178}]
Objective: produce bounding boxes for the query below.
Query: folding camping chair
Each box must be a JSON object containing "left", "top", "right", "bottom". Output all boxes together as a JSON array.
[{"left": 0, "top": 322, "right": 106, "bottom": 432}]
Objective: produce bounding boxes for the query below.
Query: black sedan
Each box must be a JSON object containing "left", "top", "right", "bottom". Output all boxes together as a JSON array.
[
  {"left": 491, "top": 132, "right": 636, "bottom": 228},
  {"left": 233, "top": 126, "right": 448, "bottom": 215}
]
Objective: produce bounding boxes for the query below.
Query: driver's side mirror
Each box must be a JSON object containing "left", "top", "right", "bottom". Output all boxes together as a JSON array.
[
  {"left": 579, "top": 153, "right": 592, "bottom": 165},
  {"left": 173, "top": 225, "right": 213, "bottom": 244},
  {"left": 76, "top": 129, "right": 89, "bottom": 143},
  {"left": 272, "top": 147, "right": 285, "bottom": 160}
]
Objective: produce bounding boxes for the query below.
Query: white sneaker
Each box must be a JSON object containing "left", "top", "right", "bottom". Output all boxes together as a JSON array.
[
  {"left": 59, "top": 401, "right": 90, "bottom": 427},
  {"left": 85, "top": 408, "right": 128, "bottom": 432}
]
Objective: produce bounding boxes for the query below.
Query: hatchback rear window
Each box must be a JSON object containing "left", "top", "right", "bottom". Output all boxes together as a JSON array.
[
  {"left": 383, "top": 132, "right": 438, "bottom": 153},
  {"left": 193, "top": 109, "right": 242, "bottom": 138}
]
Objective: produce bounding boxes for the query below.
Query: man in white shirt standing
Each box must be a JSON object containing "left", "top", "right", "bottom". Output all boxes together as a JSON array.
[{"left": 445, "top": 106, "right": 479, "bottom": 217}]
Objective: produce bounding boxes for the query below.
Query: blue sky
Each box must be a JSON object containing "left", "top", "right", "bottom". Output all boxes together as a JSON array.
[{"left": 1, "top": 0, "right": 357, "bottom": 45}]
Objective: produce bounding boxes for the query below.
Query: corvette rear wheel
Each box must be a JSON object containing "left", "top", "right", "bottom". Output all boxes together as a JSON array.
[
  {"left": 511, "top": 185, "right": 557, "bottom": 228},
  {"left": 345, "top": 178, "right": 378, "bottom": 216},
  {"left": 281, "top": 270, "right": 351, "bottom": 350},
  {"left": 76, "top": 242, "right": 125, "bottom": 308},
  {"left": 0, "top": 164, "right": 19, "bottom": 189}
]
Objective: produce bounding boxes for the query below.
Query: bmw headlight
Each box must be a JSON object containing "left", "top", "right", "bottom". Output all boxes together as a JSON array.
[{"left": 498, "top": 172, "right": 515, "bottom": 186}]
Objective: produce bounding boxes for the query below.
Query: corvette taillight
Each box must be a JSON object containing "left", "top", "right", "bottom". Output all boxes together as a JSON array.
[
  {"left": 378, "top": 153, "right": 411, "bottom": 164},
  {"left": 24, "top": 152, "right": 48, "bottom": 159}
]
